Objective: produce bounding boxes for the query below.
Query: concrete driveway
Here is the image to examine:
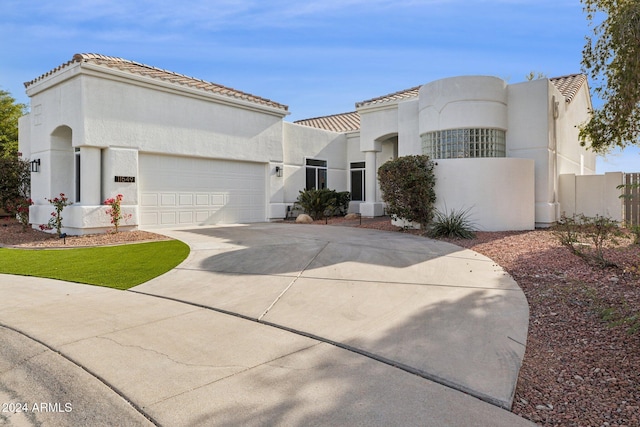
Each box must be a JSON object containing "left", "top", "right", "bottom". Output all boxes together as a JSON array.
[{"left": 0, "top": 222, "right": 534, "bottom": 426}]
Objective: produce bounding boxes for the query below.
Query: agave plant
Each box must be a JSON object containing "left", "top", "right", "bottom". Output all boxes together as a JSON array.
[{"left": 429, "top": 206, "right": 477, "bottom": 239}]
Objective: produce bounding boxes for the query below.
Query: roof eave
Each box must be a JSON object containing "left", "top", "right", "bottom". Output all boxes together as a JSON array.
[{"left": 25, "top": 59, "right": 289, "bottom": 118}]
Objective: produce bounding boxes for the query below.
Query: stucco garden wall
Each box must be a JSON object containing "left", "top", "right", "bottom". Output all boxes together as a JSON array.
[
  {"left": 559, "top": 172, "right": 624, "bottom": 222},
  {"left": 434, "top": 158, "right": 535, "bottom": 231}
]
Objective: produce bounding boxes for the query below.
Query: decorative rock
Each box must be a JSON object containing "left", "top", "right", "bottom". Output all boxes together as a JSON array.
[
  {"left": 295, "top": 214, "right": 313, "bottom": 224},
  {"left": 344, "top": 213, "right": 359, "bottom": 220}
]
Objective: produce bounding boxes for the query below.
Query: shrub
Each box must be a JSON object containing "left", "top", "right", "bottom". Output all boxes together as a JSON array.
[
  {"left": 554, "top": 213, "right": 623, "bottom": 268},
  {"left": 335, "top": 191, "right": 351, "bottom": 216},
  {"left": 296, "top": 188, "right": 350, "bottom": 220},
  {"left": 104, "top": 194, "right": 132, "bottom": 233},
  {"left": 625, "top": 223, "right": 640, "bottom": 245},
  {"left": 0, "top": 157, "right": 30, "bottom": 212},
  {"left": 378, "top": 155, "right": 436, "bottom": 230},
  {"left": 39, "top": 193, "right": 72, "bottom": 236},
  {"left": 4, "top": 196, "right": 33, "bottom": 231},
  {"left": 429, "top": 207, "right": 476, "bottom": 239}
]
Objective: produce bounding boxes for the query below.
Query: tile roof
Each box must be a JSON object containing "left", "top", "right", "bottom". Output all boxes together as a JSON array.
[
  {"left": 355, "top": 85, "right": 421, "bottom": 108},
  {"left": 295, "top": 74, "right": 588, "bottom": 133},
  {"left": 24, "top": 53, "right": 288, "bottom": 112},
  {"left": 549, "top": 74, "right": 588, "bottom": 103},
  {"left": 294, "top": 111, "right": 360, "bottom": 133},
  {"left": 354, "top": 74, "right": 588, "bottom": 109}
]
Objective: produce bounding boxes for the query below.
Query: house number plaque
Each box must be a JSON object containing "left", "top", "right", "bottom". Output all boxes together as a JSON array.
[{"left": 114, "top": 176, "right": 136, "bottom": 183}]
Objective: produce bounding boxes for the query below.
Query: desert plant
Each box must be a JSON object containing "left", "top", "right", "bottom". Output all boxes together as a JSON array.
[
  {"left": 335, "top": 191, "right": 351, "bottom": 216},
  {"left": 429, "top": 207, "right": 477, "bottom": 239},
  {"left": 296, "top": 188, "right": 347, "bottom": 220},
  {"left": 628, "top": 224, "right": 640, "bottom": 245},
  {"left": 554, "top": 213, "right": 623, "bottom": 268},
  {"left": 377, "top": 155, "right": 436, "bottom": 230}
]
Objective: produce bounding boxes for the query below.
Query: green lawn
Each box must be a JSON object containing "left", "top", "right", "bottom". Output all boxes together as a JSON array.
[{"left": 0, "top": 240, "right": 190, "bottom": 290}]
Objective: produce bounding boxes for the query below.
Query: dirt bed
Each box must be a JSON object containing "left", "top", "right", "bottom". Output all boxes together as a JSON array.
[{"left": 0, "top": 218, "right": 169, "bottom": 247}]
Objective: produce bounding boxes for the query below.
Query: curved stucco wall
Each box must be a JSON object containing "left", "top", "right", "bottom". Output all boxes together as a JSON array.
[
  {"left": 434, "top": 158, "right": 535, "bottom": 231},
  {"left": 419, "top": 76, "right": 508, "bottom": 134}
]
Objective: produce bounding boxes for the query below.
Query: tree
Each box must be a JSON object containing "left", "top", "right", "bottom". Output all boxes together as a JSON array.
[
  {"left": 0, "top": 89, "right": 27, "bottom": 158},
  {"left": 0, "top": 157, "right": 30, "bottom": 211},
  {"left": 377, "top": 155, "right": 436, "bottom": 230},
  {"left": 580, "top": 0, "right": 640, "bottom": 152}
]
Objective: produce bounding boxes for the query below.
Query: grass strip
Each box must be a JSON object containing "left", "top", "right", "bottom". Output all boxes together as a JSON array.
[{"left": 0, "top": 240, "right": 189, "bottom": 290}]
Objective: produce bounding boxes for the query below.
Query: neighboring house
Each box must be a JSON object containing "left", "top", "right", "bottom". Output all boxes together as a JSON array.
[{"left": 19, "top": 53, "right": 596, "bottom": 234}]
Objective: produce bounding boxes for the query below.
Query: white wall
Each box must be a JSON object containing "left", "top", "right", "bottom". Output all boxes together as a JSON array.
[
  {"left": 359, "top": 106, "right": 399, "bottom": 152},
  {"left": 559, "top": 172, "right": 623, "bottom": 221},
  {"left": 434, "top": 158, "right": 535, "bottom": 231},
  {"left": 398, "top": 99, "right": 420, "bottom": 156},
  {"left": 23, "top": 76, "right": 85, "bottom": 207},
  {"left": 23, "top": 62, "right": 290, "bottom": 233},
  {"left": 555, "top": 83, "right": 596, "bottom": 175},
  {"left": 507, "top": 79, "right": 555, "bottom": 226},
  {"left": 282, "top": 122, "right": 349, "bottom": 203},
  {"left": 419, "top": 76, "right": 508, "bottom": 133},
  {"left": 81, "top": 75, "right": 285, "bottom": 162}
]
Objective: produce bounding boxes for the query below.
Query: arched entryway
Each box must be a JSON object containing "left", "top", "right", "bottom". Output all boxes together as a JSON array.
[{"left": 49, "top": 125, "right": 74, "bottom": 200}]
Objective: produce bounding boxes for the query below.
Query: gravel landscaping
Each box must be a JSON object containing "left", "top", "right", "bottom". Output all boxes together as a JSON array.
[
  {"left": 2, "top": 216, "right": 638, "bottom": 426},
  {"left": 346, "top": 217, "right": 639, "bottom": 427},
  {"left": 0, "top": 218, "right": 169, "bottom": 247}
]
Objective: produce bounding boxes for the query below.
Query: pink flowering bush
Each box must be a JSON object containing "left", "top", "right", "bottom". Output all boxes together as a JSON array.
[
  {"left": 104, "top": 194, "right": 131, "bottom": 233},
  {"left": 39, "top": 193, "right": 72, "bottom": 236}
]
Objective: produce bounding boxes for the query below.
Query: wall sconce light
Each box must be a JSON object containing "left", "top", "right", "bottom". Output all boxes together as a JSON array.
[
  {"left": 275, "top": 166, "right": 283, "bottom": 177},
  {"left": 30, "top": 159, "right": 41, "bottom": 173}
]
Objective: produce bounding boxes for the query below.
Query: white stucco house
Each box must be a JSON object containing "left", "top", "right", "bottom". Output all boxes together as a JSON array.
[{"left": 19, "top": 53, "right": 596, "bottom": 234}]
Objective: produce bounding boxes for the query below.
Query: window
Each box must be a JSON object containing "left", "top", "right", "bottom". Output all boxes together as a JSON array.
[
  {"left": 350, "top": 161, "right": 365, "bottom": 201},
  {"left": 421, "top": 128, "right": 506, "bottom": 159},
  {"left": 305, "top": 158, "right": 327, "bottom": 190},
  {"left": 75, "top": 148, "right": 81, "bottom": 202}
]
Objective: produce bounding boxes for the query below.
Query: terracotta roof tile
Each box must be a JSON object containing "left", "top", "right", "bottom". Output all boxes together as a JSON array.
[
  {"left": 549, "top": 74, "right": 587, "bottom": 103},
  {"left": 296, "top": 75, "right": 587, "bottom": 133},
  {"left": 355, "top": 85, "right": 421, "bottom": 108},
  {"left": 294, "top": 111, "right": 360, "bottom": 132},
  {"left": 24, "top": 53, "right": 288, "bottom": 111}
]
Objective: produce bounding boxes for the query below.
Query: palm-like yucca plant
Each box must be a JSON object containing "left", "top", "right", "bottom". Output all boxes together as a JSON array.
[
  {"left": 296, "top": 188, "right": 338, "bottom": 220},
  {"left": 429, "top": 207, "right": 477, "bottom": 239}
]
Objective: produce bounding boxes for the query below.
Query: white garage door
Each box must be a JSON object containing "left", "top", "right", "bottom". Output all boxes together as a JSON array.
[{"left": 139, "top": 154, "right": 266, "bottom": 227}]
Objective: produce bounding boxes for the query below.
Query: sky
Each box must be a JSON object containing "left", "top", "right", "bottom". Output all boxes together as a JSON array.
[{"left": 0, "top": 0, "right": 638, "bottom": 173}]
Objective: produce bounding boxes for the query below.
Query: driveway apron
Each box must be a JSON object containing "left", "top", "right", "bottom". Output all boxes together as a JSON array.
[
  {"left": 134, "top": 223, "right": 529, "bottom": 409},
  {"left": 0, "top": 222, "right": 534, "bottom": 426}
]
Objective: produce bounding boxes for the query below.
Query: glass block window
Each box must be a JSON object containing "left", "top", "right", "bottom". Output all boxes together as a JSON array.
[{"left": 421, "top": 128, "right": 506, "bottom": 159}]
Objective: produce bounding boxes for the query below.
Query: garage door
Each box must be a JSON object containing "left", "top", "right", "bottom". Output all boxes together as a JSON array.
[{"left": 139, "top": 154, "right": 266, "bottom": 227}]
